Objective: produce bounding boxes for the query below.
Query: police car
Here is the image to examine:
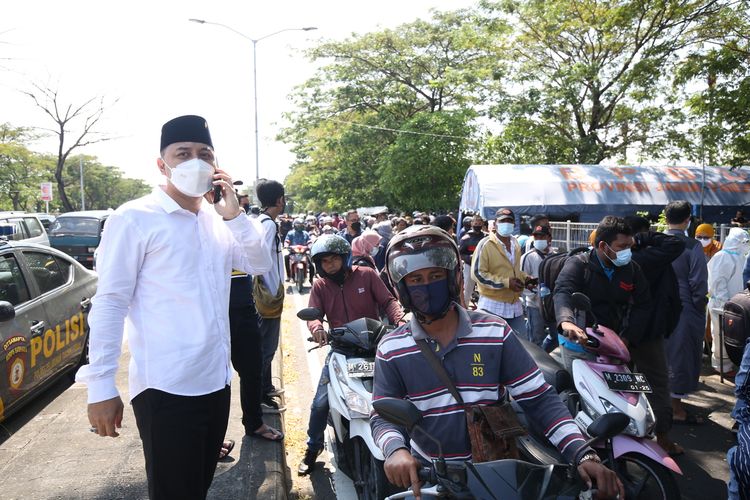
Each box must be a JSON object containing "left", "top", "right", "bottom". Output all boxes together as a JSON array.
[{"left": 0, "top": 227, "right": 97, "bottom": 422}]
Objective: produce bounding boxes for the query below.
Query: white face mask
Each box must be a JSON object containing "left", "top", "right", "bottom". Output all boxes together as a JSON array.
[
  {"left": 369, "top": 246, "right": 380, "bottom": 257},
  {"left": 533, "top": 239, "right": 549, "bottom": 251},
  {"left": 164, "top": 158, "right": 215, "bottom": 197},
  {"left": 698, "top": 238, "right": 711, "bottom": 248}
]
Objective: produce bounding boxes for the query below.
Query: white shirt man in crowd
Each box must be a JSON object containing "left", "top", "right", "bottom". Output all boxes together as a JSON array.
[{"left": 76, "top": 115, "right": 272, "bottom": 499}]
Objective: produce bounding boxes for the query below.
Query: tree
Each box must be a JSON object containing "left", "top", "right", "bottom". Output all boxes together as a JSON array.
[
  {"left": 23, "top": 83, "right": 116, "bottom": 212},
  {"left": 62, "top": 155, "right": 151, "bottom": 211},
  {"left": 480, "top": 0, "right": 728, "bottom": 164},
  {"left": 379, "top": 111, "right": 474, "bottom": 211},
  {"left": 674, "top": 4, "right": 750, "bottom": 167},
  {"left": 0, "top": 124, "right": 53, "bottom": 211},
  {"left": 281, "top": 8, "right": 501, "bottom": 210}
]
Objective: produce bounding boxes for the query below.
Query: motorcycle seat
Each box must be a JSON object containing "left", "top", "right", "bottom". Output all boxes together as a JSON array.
[{"left": 517, "top": 336, "right": 572, "bottom": 393}]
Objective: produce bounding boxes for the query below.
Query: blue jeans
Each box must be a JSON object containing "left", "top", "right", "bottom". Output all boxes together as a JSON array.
[
  {"left": 259, "top": 317, "right": 281, "bottom": 395},
  {"left": 526, "top": 307, "right": 553, "bottom": 347},
  {"left": 306, "top": 355, "right": 331, "bottom": 451}
]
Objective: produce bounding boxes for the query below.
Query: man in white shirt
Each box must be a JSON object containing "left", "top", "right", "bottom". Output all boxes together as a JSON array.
[
  {"left": 255, "top": 178, "right": 287, "bottom": 410},
  {"left": 76, "top": 115, "right": 272, "bottom": 499}
]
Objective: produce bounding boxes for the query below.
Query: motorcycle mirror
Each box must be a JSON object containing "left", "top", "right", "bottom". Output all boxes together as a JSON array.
[
  {"left": 571, "top": 292, "right": 592, "bottom": 312},
  {"left": 297, "top": 307, "right": 323, "bottom": 322},
  {"left": 0, "top": 301, "right": 15, "bottom": 322},
  {"left": 372, "top": 398, "right": 423, "bottom": 432},
  {"left": 586, "top": 413, "right": 630, "bottom": 440}
]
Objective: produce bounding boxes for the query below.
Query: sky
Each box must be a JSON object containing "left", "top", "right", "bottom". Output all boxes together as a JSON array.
[{"left": 2, "top": 0, "right": 477, "bottom": 190}]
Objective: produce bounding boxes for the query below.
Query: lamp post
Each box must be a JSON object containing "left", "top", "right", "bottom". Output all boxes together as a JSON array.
[{"left": 188, "top": 19, "right": 317, "bottom": 182}]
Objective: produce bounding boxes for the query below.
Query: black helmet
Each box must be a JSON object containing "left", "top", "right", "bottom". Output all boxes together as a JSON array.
[
  {"left": 310, "top": 234, "right": 352, "bottom": 278},
  {"left": 385, "top": 225, "right": 462, "bottom": 316}
]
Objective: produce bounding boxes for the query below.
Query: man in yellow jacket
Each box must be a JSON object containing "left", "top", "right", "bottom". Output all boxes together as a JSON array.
[{"left": 471, "top": 208, "right": 533, "bottom": 335}]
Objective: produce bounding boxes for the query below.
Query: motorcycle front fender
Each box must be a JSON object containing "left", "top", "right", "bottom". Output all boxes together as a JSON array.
[
  {"left": 610, "top": 434, "right": 682, "bottom": 475},
  {"left": 349, "top": 418, "right": 385, "bottom": 461}
]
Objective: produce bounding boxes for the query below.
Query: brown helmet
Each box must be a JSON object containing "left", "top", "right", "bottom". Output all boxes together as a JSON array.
[{"left": 385, "top": 225, "right": 462, "bottom": 313}]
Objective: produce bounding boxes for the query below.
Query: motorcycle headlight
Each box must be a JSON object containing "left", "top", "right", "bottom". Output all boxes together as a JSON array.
[
  {"left": 600, "top": 398, "right": 639, "bottom": 436},
  {"left": 581, "top": 397, "right": 602, "bottom": 421},
  {"left": 331, "top": 357, "right": 371, "bottom": 418}
]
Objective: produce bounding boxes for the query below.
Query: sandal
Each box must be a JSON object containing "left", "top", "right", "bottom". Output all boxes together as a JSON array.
[
  {"left": 218, "top": 439, "right": 235, "bottom": 460},
  {"left": 251, "top": 425, "right": 284, "bottom": 442},
  {"left": 673, "top": 412, "right": 706, "bottom": 426}
]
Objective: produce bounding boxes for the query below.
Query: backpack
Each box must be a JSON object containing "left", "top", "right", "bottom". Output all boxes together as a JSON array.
[
  {"left": 538, "top": 246, "right": 590, "bottom": 324},
  {"left": 723, "top": 284, "right": 750, "bottom": 366}
]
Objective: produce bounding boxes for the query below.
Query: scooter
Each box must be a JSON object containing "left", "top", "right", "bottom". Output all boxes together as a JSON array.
[
  {"left": 297, "top": 307, "right": 397, "bottom": 500},
  {"left": 288, "top": 244, "right": 312, "bottom": 292},
  {"left": 518, "top": 292, "right": 682, "bottom": 500},
  {"left": 373, "top": 397, "right": 630, "bottom": 499}
]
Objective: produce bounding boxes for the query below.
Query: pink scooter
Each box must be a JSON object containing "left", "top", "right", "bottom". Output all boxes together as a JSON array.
[{"left": 564, "top": 292, "right": 682, "bottom": 499}]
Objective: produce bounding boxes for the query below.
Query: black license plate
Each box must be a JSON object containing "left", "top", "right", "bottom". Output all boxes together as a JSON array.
[{"left": 602, "top": 371, "right": 652, "bottom": 393}]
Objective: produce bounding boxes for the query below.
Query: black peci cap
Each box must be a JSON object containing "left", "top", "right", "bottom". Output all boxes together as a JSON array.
[{"left": 160, "top": 115, "right": 213, "bottom": 151}]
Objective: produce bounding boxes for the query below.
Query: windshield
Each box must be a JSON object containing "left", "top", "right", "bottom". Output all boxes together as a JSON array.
[{"left": 48, "top": 217, "right": 101, "bottom": 237}]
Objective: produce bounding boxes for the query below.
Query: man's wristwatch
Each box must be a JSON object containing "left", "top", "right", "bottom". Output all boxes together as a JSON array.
[{"left": 578, "top": 451, "right": 602, "bottom": 465}]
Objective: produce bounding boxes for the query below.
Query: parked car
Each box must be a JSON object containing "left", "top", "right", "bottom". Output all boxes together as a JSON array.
[
  {"left": 0, "top": 239, "right": 97, "bottom": 422},
  {"left": 28, "top": 213, "right": 57, "bottom": 231},
  {"left": 47, "top": 210, "right": 111, "bottom": 270},
  {"left": 0, "top": 212, "right": 50, "bottom": 246}
]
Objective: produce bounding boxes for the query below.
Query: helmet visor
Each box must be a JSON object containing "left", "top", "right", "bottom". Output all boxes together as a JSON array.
[{"left": 388, "top": 246, "right": 457, "bottom": 284}]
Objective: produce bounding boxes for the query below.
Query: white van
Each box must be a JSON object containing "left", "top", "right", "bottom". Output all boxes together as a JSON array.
[{"left": 0, "top": 212, "right": 50, "bottom": 246}]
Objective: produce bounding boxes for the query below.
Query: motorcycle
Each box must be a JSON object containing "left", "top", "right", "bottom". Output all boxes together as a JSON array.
[
  {"left": 517, "top": 292, "right": 682, "bottom": 500},
  {"left": 288, "top": 244, "right": 313, "bottom": 292},
  {"left": 297, "top": 307, "right": 397, "bottom": 500},
  {"left": 373, "top": 397, "right": 629, "bottom": 499}
]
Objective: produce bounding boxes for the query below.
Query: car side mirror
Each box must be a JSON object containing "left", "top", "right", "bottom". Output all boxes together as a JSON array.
[
  {"left": 372, "top": 398, "right": 423, "bottom": 432},
  {"left": 571, "top": 292, "right": 592, "bottom": 312},
  {"left": 586, "top": 413, "right": 629, "bottom": 440},
  {"left": 297, "top": 307, "right": 323, "bottom": 322},
  {"left": 0, "top": 301, "right": 16, "bottom": 322}
]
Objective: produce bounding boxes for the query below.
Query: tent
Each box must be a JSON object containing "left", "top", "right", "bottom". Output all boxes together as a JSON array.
[{"left": 459, "top": 164, "right": 750, "bottom": 223}]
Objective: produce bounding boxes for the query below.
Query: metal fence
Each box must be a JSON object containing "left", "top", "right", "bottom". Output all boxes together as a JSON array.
[{"left": 549, "top": 221, "right": 735, "bottom": 252}]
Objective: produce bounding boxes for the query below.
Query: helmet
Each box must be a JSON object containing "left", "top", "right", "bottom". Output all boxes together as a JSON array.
[
  {"left": 310, "top": 234, "right": 352, "bottom": 273},
  {"left": 385, "top": 225, "right": 462, "bottom": 313},
  {"left": 293, "top": 218, "right": 305, "bottom": 230}
]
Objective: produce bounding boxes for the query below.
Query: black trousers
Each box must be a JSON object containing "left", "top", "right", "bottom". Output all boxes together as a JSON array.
[
  {"left": 229, "top": 305, "right": 264, "bottom": 433},
  {"left": 629, "top": 337, "right": 673, "bottom": 435},
  {"left": 132, "top": 386, "right": 230, "bottom": 500}
]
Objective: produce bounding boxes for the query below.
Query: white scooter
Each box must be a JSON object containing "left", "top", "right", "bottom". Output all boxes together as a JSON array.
[{"left": 297, "top": 307, "right": 398, "bottom": 500}]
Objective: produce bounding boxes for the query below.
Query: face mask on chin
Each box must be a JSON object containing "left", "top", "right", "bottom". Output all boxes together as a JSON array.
[{"left": 164, "top": 158, "right": 215, "bottom": 197}]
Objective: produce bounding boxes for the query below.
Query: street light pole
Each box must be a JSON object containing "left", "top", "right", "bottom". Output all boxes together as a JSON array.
[{"left": 188, "top": 19, "right": 317, "bottom": 182}]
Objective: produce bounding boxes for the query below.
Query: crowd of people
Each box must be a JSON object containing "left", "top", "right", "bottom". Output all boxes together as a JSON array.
[{"left": 76, "top": 114, "right": 750, "bottom": 500}]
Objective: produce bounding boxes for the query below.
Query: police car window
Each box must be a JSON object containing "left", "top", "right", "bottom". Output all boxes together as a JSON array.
[
  {"left": 0, "top": 254, "right": 31, "bottom": 306},
  {"left": 22, "top": 252, "right": 66, "bottom": 295},
  {"left": 23, "top": 217, "right": 44, "bottom": 238}
]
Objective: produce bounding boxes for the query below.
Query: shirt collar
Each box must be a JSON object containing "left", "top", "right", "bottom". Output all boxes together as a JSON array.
[
  {"left": 409, "top": 304, "right": 472, "bottom": 341},
  {"left": 154, "top": 186, "right": 209, "bottom": 217}
]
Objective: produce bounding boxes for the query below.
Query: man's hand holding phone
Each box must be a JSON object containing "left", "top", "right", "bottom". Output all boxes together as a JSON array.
[{"left": 206, "top": 167, "right": 242, "bottom": 220}]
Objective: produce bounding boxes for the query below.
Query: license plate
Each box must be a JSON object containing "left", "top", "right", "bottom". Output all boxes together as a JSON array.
[
  {"left": 347, "top": 359, "right": 375, "bottom": 378},
  {"left": 602, "top": 371, "right": 652, "bottom": 393}
]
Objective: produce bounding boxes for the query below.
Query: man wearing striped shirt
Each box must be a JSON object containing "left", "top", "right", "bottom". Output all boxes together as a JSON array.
[{"left": 372, "top": 225, "right": 622, "bottom": 499}]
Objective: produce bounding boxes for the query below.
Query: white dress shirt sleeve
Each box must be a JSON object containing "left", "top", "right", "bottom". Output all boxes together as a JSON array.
[
  {"left": 75, "top": 212, "right": 146, "bottom": 403},
  {"left": 225, "top": 214, "right": 273, "bottom": 274}
]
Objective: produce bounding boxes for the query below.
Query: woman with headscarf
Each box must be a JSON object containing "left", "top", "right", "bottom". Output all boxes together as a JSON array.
[
  {"left": 350, "top": 230, "right": 382, "bottom": 270},
  {"left": 695, "top": 223, "right": 722, "bottom": 261}
]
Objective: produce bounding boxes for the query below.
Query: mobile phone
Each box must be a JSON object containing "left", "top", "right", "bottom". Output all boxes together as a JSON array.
[{"left": 213, "top": 184, "right": 222, "bottom": 204}]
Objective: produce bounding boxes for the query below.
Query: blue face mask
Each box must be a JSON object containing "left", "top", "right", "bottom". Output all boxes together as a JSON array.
[
  {"left": 496, "top": 222, "right": 514, "bottom": 237},
  {"left": 606, "top": 244, "right": 632, "bottom": 267},
  {"left": 407, "top": 278, "right": 451, "bottom": 317}
]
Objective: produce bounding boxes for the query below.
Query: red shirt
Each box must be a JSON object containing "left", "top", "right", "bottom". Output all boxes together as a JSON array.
[{"left": 307, "top": 266, "right": 404, "bottom": 333}]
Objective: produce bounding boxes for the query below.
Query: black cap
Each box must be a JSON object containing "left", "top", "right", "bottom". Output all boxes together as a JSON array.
[
  {"left": 532, "top": 225, "right": 551, "bottom": 236},
  {"left": 160, "top": 115, "right": 213, "bottom": 151},
  {"left": 496, "top": 208, "right": 514, "bottom": 221}
]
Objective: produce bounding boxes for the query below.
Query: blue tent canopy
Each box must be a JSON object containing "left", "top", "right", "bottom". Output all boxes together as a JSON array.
[{"left": 459, "top": 164, "right": 750, "bottom": 223}]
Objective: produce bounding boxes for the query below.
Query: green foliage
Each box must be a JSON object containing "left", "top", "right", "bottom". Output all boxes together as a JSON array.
[{"left": 0, "top": 123, "right": 150, "bottom": 213}]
